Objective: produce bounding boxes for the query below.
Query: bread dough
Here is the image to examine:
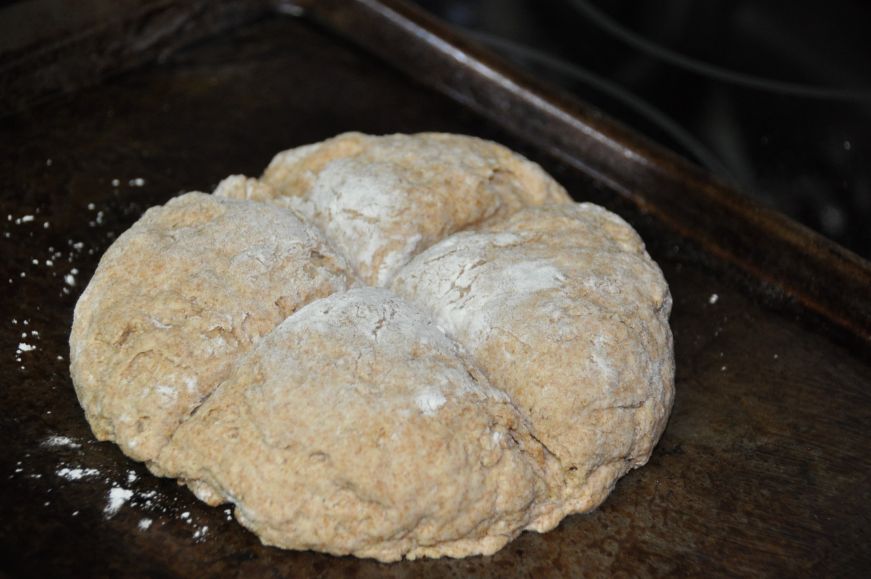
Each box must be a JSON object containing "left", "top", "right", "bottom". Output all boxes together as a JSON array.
[
  {"left": 218, "top": 132, "right": 571, "bottom": 286},
  {"left": 70, "top": 133, "right": 674, "bottom": 562},
  {"left": 70, "top": 191, "right": 353, "bottom": 463},
  {"left": 153, "top": 288, "right": 565, "bottom": 561},
  {"left": 392, "top": 203, "right": 674, "bottom": 513}
]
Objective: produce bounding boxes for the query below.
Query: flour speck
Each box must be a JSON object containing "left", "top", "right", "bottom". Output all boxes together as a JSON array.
[
  {"left": 57, "top": 467, "right": 100, "bottom": 480},
  {"left": 105, "top": 487, "right": 134, "bottom": 517},
  {"left": 42, "top": 435, "right": 82, "bottom": 449},
  {"left": 415, "top": 389, "right": 447, "bottom": 416}
]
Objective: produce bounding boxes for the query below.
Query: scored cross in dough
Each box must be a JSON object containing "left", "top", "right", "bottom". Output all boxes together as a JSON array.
[
  {"left": 391, "top": 203, "right": 674, "bottom": 514},
  {"left": 217, "top": 132, "right": 572, "bottom": 286},
  {"left": 69, "top": 133, "right": 674, "bottom": 562},
  {"left": 70, "top": 192, "right": 354, "bottom": 463},
  {"left": 152, "top": 288, "right": 566, "bottom": 561}
]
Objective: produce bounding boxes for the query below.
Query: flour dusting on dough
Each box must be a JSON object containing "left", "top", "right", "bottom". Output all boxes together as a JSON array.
[{"left": 415, "top": 389, "right": 447, "bottom": 415}]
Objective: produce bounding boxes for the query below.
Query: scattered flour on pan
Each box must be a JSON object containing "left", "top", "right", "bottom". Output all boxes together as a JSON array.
[
  {"left": 7, "top": 197, "right": 215, "bottom": 542},
  {"left": 177, "top": 509, "right": 212, "bottom": 542},
  {"left": 42, "top": 435, "right": 81, "bottom": 449},
  {"left": 57, "top": 467, "right": 100, "bottom": 480},
  {"left": 193, "top": 526, "right": 209, "bottom": 541},
  {"left": 37, "top": 433, "right": 213, "bottom": 540},
  {"left": 105, "top": 487, "right": 134, "bottom": 517}
]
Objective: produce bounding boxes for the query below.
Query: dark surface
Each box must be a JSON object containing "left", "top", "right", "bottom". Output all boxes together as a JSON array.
[
  {"left": 412, "top": 0, "right": 871, "bottom": 259},
  {"left": 0, "top": 0, "right": 271, "bottom": 117},
  {"left": 1, "top": 9, "right": 870, "bottom": 579}
]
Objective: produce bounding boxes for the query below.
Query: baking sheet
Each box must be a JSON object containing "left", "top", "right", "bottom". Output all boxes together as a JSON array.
[{"left": 1, "top": 10, "right": 869, "bottom": 578}]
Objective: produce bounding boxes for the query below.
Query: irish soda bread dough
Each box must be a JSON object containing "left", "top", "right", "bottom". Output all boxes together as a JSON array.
[{"left": 70, "top": 132, "right": 674, "bottom": 562}]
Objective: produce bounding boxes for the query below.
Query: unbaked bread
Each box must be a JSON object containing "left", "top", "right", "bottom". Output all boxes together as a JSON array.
[
  {"left": 219, "top": 132, "right": 571, "bottom": 286},
  {"left": 70, "top": 192, "right": 353, "bottom": 463},
  {"left": 392, "top": 203, "right": 674, "bottom": 514},
  {"left": 152, "top": 287, "right": 566, "bottom": 561},
  {"left": 70, "top": 132, "right": 674, "bottom": 562}
]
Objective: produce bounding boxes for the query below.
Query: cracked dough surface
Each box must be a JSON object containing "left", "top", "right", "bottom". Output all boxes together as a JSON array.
[
  {"left": 70, "top": 192, "right": 354, "bottom": 463},
  {"left": 391, "top": 203, "right": 675, "bottom": 514},
  {"left": 70, "top": 132, "right": 674, "bottom": 562},
  {"left": 219, "top": 132, "right": 571, "bottom": 286}
]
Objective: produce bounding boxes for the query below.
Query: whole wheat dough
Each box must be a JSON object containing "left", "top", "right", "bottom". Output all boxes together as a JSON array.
[
  {"left": 70, "top": 190, "right": 354, "bottom": 463},
  {"left": 391, "top": 203, "right": 674, "bottom": 513},
  {"left": 70, "top": 132, "right": 674, "bottom": 562},
  {"left": 153, "top": 287, "right": 566, "bottom": 561},
  {"left": 217, "top": 132, "right": 572, "bottom": 286}
]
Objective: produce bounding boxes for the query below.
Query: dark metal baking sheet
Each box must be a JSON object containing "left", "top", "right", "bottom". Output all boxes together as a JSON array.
[{"left": 1, "top": 3, "right": 869, "bottom": 577}]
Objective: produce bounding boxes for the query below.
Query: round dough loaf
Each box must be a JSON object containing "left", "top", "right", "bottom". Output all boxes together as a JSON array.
[
  {"left": 70, "top": 190, "right": 354, "bottom": 463},
  {"left": 70, "top": 132, "right": 674, "bottom": 562},
  {"left": 217, "top": 132, "right": 571, "bottom": 286}
]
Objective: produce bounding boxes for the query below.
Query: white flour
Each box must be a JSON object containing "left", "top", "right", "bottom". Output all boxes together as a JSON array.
[
  {"left": 57, "top": 467, "right": 100, "bottom": 481},
  {"left": 396, "top": 235, "right": 566, "bottom": 350},
  {"left": 309, "top": 158, "right": 401, "bottom": 280},
  {"left": 42, "top": 435, "right": 81, "bottom": 449},
  {"left": 105, "top": 487, "right": 133, "bottom": 517},
  {"left": 415, "top": 389, "right": 447, "bottom": 416}
]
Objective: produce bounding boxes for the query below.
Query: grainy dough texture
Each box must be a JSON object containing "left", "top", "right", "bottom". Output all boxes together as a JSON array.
[
  {"left": 70, "top": 192, "right": 353, "bottom": 464},
  {"left": 70, "top": 132, "right": 674, "bottom": 562},
  {"left": 219, "top": 132, "right": 571, "bottom": 286}
]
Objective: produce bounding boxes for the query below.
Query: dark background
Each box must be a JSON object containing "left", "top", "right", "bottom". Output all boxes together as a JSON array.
[{"left": 411, "top": 0, "right": 871, "bottom": 259}]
